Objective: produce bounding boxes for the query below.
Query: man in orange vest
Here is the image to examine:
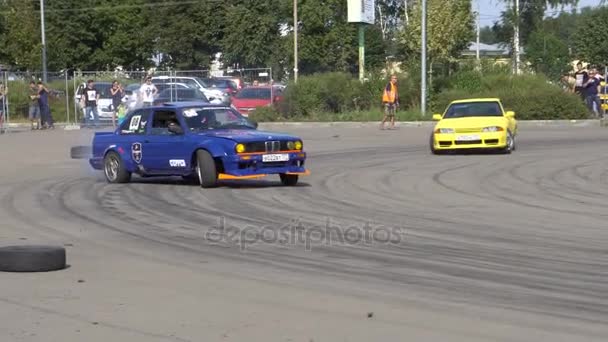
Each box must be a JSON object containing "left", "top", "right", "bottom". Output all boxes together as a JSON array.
[{"left": 380, "top": 74, "right": 399, "bottom": 130}]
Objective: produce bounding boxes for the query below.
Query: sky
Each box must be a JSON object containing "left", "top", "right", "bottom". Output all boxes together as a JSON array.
[{"left": 473, "top": 0, "right": 604, "bottom": 27}]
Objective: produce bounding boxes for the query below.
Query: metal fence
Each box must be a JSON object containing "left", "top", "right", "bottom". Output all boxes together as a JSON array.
[{"left": 0, "top": 67, "right": 273, "bottom": 130}]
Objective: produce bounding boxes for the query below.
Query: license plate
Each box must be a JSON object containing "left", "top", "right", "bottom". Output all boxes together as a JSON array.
[
  {"left": 456, "top": 135, "right": 480, "bottom": 141},
  {"left": 262, "top": 154, "right": 289, "bottom": 162}
]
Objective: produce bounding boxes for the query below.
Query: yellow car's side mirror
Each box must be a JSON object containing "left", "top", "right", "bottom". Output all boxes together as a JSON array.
[
  {"left": 505, "top": 111, "right": 515, "bottom": 118},
  {"left": 432, "top": 114, "right": 442, "bottom": 121}
]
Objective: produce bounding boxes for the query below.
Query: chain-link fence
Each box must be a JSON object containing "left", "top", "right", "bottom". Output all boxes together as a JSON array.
[
  {"left": 0, "top": 67, "right": 273, "bottom": 130},
  {"left": 1, "top": 70, "right": 70, "bottom": 131}
]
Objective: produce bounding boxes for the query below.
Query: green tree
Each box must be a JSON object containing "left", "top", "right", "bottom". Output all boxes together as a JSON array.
[
  {"left": 400, "top": 0, "right": 474, "bottom": 67},
  {"left": 572, "top": 6, "right": 608, "bottom": 65},
  {"left": 491, "top": 0, "right": 579, "bottom": 47},
  {"left": 0, "top": 0, "right": 42, "bottom": 71},
  {"left": 152, "top": 0, "right": 225, "bottom": 69},
  {"left": 221, "top": 0, "right": 282, "bottom": 69},
  {"left": 479, "top": 26, "right": 498, "bottom": 44},
  {"left": 282, "top": 0, "right": 387, "bottom": 75},
  {"left": 525, "top": 29, "right": 570, "bottom": 80}
]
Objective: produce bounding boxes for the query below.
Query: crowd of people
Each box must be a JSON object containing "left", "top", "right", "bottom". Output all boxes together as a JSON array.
[
  {"left": 28, "top": 81, "right": 55, "bottom": 130},
  {"left": 81, "top": 76, "right": 159, "bottom": 129},
  {"left": 563, "top": 62, "right": 606, "bottom": 118}
]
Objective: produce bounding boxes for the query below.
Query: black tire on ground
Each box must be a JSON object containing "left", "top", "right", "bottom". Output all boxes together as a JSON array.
[
  {"left": 501, "top": 131, "right": 515, "bottom": 154},
  {"left": 70, "top": 145, "right": 92, "bottom": 159},
  {"left": 0, "top": 245, "right": 66, "bottom": 272},
  {"left": 280, "top": 174, "right": 299, "bottom": 186},
  {"left": 196, "top": 150, "right": 218, "bottom": 188},
  {"left": 104, "top": 151, "right": 131, "bottom": 183},
  {"left": 429, "top": 134, "right": 440, "bottom": 155}
]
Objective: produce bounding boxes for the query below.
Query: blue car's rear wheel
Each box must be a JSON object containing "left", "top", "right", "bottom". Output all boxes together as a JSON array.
[
  {"left": 104, "top": 151, "right": 131, "bottom": 183},
  {"left": 196, "top": 150, "right": 218, "bottom": 188}
]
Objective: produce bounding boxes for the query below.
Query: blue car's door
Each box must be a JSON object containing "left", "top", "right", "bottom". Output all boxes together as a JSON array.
[
  {"left": 143, "top": 108, "right": 191, "bottom": 173},
  {"left": 117, "top": 109, "right": 151, "bottom": 170}
]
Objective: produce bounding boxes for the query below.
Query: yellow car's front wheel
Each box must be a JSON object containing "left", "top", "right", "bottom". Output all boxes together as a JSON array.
[{"left": 502, "top": 131, "right": 515, "bottom": 154}]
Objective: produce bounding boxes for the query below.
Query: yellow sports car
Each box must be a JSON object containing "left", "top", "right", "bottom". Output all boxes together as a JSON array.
[{"left": 430, "top": 98, "right": 518, "bottom": 154}]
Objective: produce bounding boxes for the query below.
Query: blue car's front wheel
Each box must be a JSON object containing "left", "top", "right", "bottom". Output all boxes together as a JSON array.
[
  {"left": 196, "top": 150, "right": 218, "bottom": 188},
  {"left": 280, "top": 174, "right": 299, "bottom": 186}
]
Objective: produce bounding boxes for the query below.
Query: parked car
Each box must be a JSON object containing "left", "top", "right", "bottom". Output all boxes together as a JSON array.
[
  {"left": 205, "top": 78, "right": 238, "bottom": 96},
  {"left": 213, "top": 76, "right": 243, "bottom": 91},
  {"left": 122, "top": 83, "right": 142, "bottom": 110},
  {"left": 230, "top": 86, "right": 283, "bottom": 116},
  {"left": 153, "top": 88, "right": 209, "bottom": 106},
  {"left": 151, "top": 76, "right": 227, "bottom": 104}
]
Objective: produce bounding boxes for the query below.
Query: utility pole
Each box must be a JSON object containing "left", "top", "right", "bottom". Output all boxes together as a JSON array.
[
  {"left": 421, "top": 0, "right": 427, "bottom": 116},
  {"left": 358, "top": 25, "right": 365, "bottom": 81},
  {"left": 476, "top": 7, "right": 480, "bottom": 62},
  {"left": 293, "top": 0, "right": 299, "bottom": 83},
  {"left": 513, "top": 0, "right": 520, "bottom": 75},
  {"left": 40, "top": 0, "right": 48, "bottom": 83}
]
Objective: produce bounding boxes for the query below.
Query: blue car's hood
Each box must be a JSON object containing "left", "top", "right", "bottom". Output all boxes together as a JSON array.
[{"left": 198, "top": 129, "right": 298, "bottom": 142}]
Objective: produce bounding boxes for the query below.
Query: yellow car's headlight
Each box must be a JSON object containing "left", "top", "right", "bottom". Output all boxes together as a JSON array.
[
  {"left": 435, "top": 128, "right": 454, "bottom": 134},
  {"left": 294, "top": 140, "right": 303, "bottom": 150},
  {"left": 482, "top": 126, "right": 504, "bottom": 132},
  {"left": 235, "top": 143, "right": 246, "bottom": 153}
]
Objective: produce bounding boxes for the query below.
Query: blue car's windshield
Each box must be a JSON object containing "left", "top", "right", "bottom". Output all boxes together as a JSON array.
[
  {"left": 444, "top": 102, "right": 503, "bottom": 118},
  {"left": 182, "top": 107, "right": 255, "bottom": 131}
]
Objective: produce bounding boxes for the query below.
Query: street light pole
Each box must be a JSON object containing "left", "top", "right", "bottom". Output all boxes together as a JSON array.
[
  {"left": 293, "top": 0, "right": 299, "bottom": 83},
  {"left": 514, "top": 0, "right": 520, "bottom": 75},
  {"left": 40, "top": 0, "right": 48, "bottom": 83},
  {"left": 421, "top": 0, "right": 427, "bottom": 116}
]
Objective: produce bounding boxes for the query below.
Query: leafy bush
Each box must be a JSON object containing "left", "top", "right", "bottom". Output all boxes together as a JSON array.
[
  {"left": 433, "top": 73, "right": 590, "bottom": 120},
  {"left": 277, "top": 72, "right": 416, "bottom": 118}
]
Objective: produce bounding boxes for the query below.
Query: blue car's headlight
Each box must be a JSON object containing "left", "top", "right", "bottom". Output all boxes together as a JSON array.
[
  {"left": 482, "top": 126, "right": 504, "bottom": 132},
  {"left": 435, "top": 128, "right": 454, "bottom": 134}
]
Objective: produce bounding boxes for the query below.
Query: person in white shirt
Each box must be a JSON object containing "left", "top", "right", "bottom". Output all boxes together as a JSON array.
[{"left": 139, "top": 77, "right": 157, "bottom": 107}]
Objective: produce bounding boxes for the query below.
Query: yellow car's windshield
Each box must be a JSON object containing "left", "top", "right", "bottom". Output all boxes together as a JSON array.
[{"left": 444, "top": 102, "right": 503, "bottom": 118}]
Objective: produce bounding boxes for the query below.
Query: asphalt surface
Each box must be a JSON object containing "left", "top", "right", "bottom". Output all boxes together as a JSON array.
[{"left": 1, "top": 124, "right": 608, "bottom": 341}]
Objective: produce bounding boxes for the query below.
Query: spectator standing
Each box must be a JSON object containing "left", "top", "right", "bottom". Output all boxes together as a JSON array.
[
  {"left": 380, "top": 74, "right": 399, "bottom": 130},
  {"left": 583, "top": 68, "right": 604, "bottom": 118},
  {"left": 139, "top": 76, "right": 157, "bottom": 107},
  {"left": 81, "top": 79, "right": 100, "bottom": 128},
  {"left": 574, "top": 62, "right": 588, "bottom": 101},
  {"left": 110, "top": 80, "right": 124, "bottom": 128},
  {"left": 28, "top": 81, "right": 40, "bottom": 130},
  {"left": 38, "top": 81, "right": 54, "bottom": 129}
]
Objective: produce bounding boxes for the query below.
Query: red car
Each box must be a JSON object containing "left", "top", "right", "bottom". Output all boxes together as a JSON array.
[{"left": 230, "top": 86, "right": 283, "bottom": 116}]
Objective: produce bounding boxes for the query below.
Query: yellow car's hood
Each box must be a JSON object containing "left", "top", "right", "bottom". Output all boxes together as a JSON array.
[{"left": 435, "top": 116, "right": 509, "bottom": 129}]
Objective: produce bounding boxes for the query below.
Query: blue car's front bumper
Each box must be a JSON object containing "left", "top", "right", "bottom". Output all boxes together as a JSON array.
[{"left": 220, "top": 151, "right": 308, "bottom": 178}]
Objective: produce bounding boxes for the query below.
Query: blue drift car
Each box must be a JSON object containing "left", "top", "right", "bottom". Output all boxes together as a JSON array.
[{"left": 89, "top": 102, "right": 309, "bottom": 187}]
